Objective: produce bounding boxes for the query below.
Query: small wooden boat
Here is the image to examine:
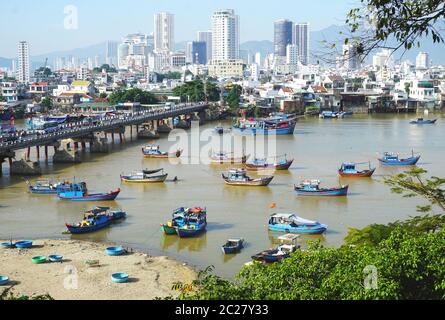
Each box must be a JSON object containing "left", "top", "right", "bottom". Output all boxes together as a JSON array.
[
  {"left": 58, "top": 183, "right": 120, "bottom": 201},
  {"left": 294, "top": 179, "right": 348, "bottom": 196},
  {"left": 105, "top": 246, "right": 125, "bottom": 256},
  {"left": 65, "top": 207, "right": 126, "bottom": 234},
  {"left": 160, "top": 207, "right": 196, "bottom": 235},
  {"left": 15, "top": 240, "right": 33, "bottom": 249},
  {"left": 120, "top": 170, "right": 168, "bottom": 183},
  {"left": 210, "top": 151, "right": 249, "bottom": 164},
  {"left": 245, "top": 156, "right": 293, "bottom": 171},
  {"left": 410, "top": 118, "right": 437, "bottom": 124},
  {"left": 378, "top": 151, "right": 420, "bottom": 165},
  {"left": 0, "top": 275, "right": 10, "bottom": 285},
  {"left": 252, "top": 244, "right": 297, "bottom": 263},
  {"left": 338, "top": 162, "right": 375, "bottom": 177},
  {"left": 221, "top": 238, "right": 244, "bottom": 254},
  {"left": 319, "top": 111, "right": 339, "bottom": 119},
  {"left": 268, "top": 213, "right": 327, "bottom": 234},
  {"left": 222, "top": 168, "right": 273, "bottom": 186},
  {"left": 1, "top": 241, "right": 15, "bottom": 248},
  {"left": 27, "top": 179, "right": 85, "bottom": 194},
  {"left": 233, "top": 117, "right": 296, "bottom": 135},
  {"left": 175, "top": 209, "right": 207, "bottom": 238},
  {"left": 142, "top": 145, "right": 182, "bottom": 158},
  {"left": 111, "top": 273, "right": 129, "bottom": 283}
]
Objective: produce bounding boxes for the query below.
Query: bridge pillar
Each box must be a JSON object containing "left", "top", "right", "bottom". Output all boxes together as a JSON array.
[
  {"left": 36, "top": 146, "right": 40, "bottom": 159},
  {"left": 10, "top": 151, "right": 41, "bottom": 176},
  {"left": 53, "top": 139, "right": 81, "bottom": 163},
  {"left": 157, "top": 118, "right": 172, "bottom": 134},
  {"left": 137, "top": 123, "right": 160, "bottom": 139},
  {"left": 44, "top": 146, "right": 49, "bottom": 160},
  {"left": 175, "top": 115, "right": 191, "bottom": 129},
  {"left": 90, "top": 132, "right": 109, "bottom": 153}
]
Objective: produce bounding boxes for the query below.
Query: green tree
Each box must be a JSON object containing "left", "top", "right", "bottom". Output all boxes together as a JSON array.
[
  {"left": 93, "top": 64, "right": 117, "bottom": 73},
  {"left": 343, "top": 0, "right": 445, "bottom": 59},
  {"left": 225, "top": 85, "right": 242, "bottom": 112},
  {"left": 108, "top": 88, "right": 156, "bottom": 105},
  {"left": 173, "top": 80, "right": 220, "bottom": 103},
  {"left": 0, "top": 94, "right": 6, "bottom": 103},
  {"left": 99, "top": 92, "right": 108, "bottom": 99},
  {"left": 40, "top": 97, "right": 53, "bottom": 109}
]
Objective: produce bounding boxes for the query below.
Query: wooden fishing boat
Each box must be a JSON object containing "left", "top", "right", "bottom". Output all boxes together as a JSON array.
[
  {"left": 160, "top": 207, "right": 195, "bottom": 235},
  {"left": 174, "top": 209, "right": 207, "bottom": 238},
  {"left": 268, "top": 213, "right": 327, "bottom": 234},
  {"left": 252, "top": 244, "right": 297, "bottom": 263},
  {"left": 65, "top": 207, "right": 126, "bottom": 234},
  {"left": 245, "top": 156, "right": 293, "bottom": 171},
  {"left": 57, "top": 183, "right": 120, "bottom": 201},
  {"left": 338, "top": 162, "right": 375, "bottom": 177},
  {"left": 232, "top": 117, "right": 296, "bottom": 135},
  {"left": 142, "top": 145, "right": 182, "bottom": 158},
  {"left": 221, "top": 238, "right": 244, "bottom": 254},
  {"left": 378, "top": 151, "right": 420, "bottom": 165},
  {"left": 27, "top": 179, "right": 85, "bottom": 194},
  {"left": 120, "top": 170, "right": 168, "bottom": 183},
  {"left": 294, "top": 180, "right": 348, "bottom": 196},
  {"left": 222, "top": 169, "right": 273, "bottom": 186},
  {"left": 210, "top": 151, "right": 249, "bottom": 164},
  {"left": 410, "top": 118, "right": 437, "bottom": 124}
]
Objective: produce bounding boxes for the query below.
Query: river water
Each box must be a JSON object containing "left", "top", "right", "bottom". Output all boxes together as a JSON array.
[{"left": 1, "top": 113, "right": 444, "bottom": 278}]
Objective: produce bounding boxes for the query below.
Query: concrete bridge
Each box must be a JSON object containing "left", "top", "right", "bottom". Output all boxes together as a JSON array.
[{"left": 0, "top": 102, "right": 209, "bottom": 175}]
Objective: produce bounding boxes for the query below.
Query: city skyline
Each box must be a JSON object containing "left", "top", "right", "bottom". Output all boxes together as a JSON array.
[{"left": 0, "top": 0, "right": 352, "bottom": 57}]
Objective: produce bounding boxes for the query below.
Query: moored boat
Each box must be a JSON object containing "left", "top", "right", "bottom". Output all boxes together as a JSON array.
[
  {"left": 252, "top": 244, "right": 297, "bottom": 263},
  {"left": 27, "top": 179, "right": 86, "bottom": 194},
  {"left": 57, "top": 183, "right": 120, "bottom": 201},
  {"left": 120, "top": 170, "right": 168, "bottom": 183},
  {"left": 378, "top": 151, "right": 420, "bottom": 165},
  {"left": 222, "top": 168, "right": 273, "bottom": 186},
  {"left": 232, "top": 117, "right": 295, "bottom": 135},
  {"left": 294, "top": 179, "right": 348, "bottom": 196},
  {"left": 174, "top": 209, "right": 207, "bottom": 238},
  {"left": 65, "top": 207, "right": 126, "bottom": 234},
  {"left": 245, "top": 156, "right": 293, "bottom": 171},
  {"left": 338, "top": 162, "right": 375, "bottom": 177},
  {"left": 221, "top": 238, "right": 244, "bottom": 254},
  {"left": 268, "top": 213, "right": 327, "bottom": 234},
  {"left": 319, "top": 111, "right": 339, "bottom": 119},
  {"left": 160, "top": 207, "right": 196, "bottom": 234},
  {"left": 409, "top": 118, "right": 437, "bottom": 124},
  {"left": 210, "top": 150, "right": 248, "bottom": 164},
  {"left": 142, "top": 145, "right": 182, "bottom": 158}
]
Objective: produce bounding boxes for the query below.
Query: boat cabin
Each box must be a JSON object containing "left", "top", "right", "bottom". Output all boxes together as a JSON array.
[
  {"left": 300, "top": 179, "right": 321, "bottom": 191},
  {"left": 144, "top": 145, "right": 161, "bottom": 153},
  {"left": 227, "top": 169, "right": 249, "bottom": 181},
  {"left": 382, "top": 152, "right": 399, "bottom": 161},
  {"left": 340, "top": 163, "right": 357, "bottom": 172},
  {"left": 277, "top": 234, "right": 300, "bottom": 246}
]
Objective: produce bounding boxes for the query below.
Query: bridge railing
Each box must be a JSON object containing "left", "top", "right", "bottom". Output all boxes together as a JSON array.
[{"left": 0, "top": 103, "right": 208, "bottom": 152}]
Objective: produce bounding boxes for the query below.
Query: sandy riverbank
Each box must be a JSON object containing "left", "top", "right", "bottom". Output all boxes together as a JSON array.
[{"left": 0, "top": 239, "right": 196, "bottom": 300}]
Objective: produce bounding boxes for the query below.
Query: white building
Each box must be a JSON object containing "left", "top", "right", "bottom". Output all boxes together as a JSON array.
[
  {"left": 286, "top": 44, "right": 299, "bottom": 65},
  {"left": 0, "top": 82, "right": 18, "bottom": 103},
  {"left": 105, "top": 41, "right": 118, "bottom": 66},
  {"left": 254, "top": 52, "right": 262, "bottom": 67},
  {"left": 154, "top": 12, "right": 174, "bottom": 53},
  {"left": 372, "top": 49, "right": 392, "bottom": 69},
  {"left": 293, "top": 23, "right": 309, "bottom": 65},
  {"left": 416, "top": 52, "right": 429, "bottom": 70},
  {"left": 208, "top": 59, "right": 243, "bottom": 78},
  {"left": 342, "top": 44, "right": 360, "bottom": 71},
  {"left": 250, "top": 63, "right": 259, "bottom": 81},
  {"left": 197, "top": 31, "right": 212, "bottom": 64},
  {"left": 211, "top": 9, "right": 240, "bottom": 61},
  {"left": 17, "top": 41, "right": 30, "bottom": 83}
]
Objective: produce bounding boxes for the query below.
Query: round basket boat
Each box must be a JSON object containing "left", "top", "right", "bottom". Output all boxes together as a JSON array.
[
  {"left": 15, "top": 240, "right": 33, "bottom": 249},
  {"left": 1, "top": 242, "right": 15, "bottom": 249},
  {"left": 111, "top": 273, "right": 129, "bottom": 283},
  {"left": 32, "top": 256, "right": 47, "bottom": 264},
  {"left": 105, "top": 246, "right": 124, "bottom": 256},
  {"left": 48, "top": 255, "right": 63, "bottom": 262},
  {"left": 0, "top": 275, "right": 9, "bottom": 285}
]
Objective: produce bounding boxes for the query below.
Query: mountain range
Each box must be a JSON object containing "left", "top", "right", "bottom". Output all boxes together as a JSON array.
[{"left": 1, "top": 25, "right": 445, "bottom": 70}]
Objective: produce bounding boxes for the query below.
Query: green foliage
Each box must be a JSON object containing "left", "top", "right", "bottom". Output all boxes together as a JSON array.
[
  {"left": 173, "top": 80, "right": 220, "bottom": 102},
  {"left": 40, "top": 97, "right": 53, "bottom": 109},
  {"left": 345, "top": 0, "right": 445, "bottom": 57},
  {"left": 368, "top": 71, "right": 376, "bottom": 82},
  {"left": 108, "top": 88, "right": 157, "bottom": 105},
  {"left": 93, "top": 64, "right": 117, "bottom": 73},
  {"left": 157, "top": 71, "right": 182, "bottom": 82},
  {"left": 99, "top": 92, "right": 108, "bottom": 99},
  {"left": 0, "top": 94, "right": 6, "bottom": 102},
  {"left": 1, "top": 287, "right": 53, "bottom": 300},
  {"left": 225, "top": 85, "right": 242, "bottom": 112}
]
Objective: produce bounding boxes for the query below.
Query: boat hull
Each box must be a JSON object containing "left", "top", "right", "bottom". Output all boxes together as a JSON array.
[
  {"left": 338, "top": 168, "right": 375, "bottom": 177},
  {"left": 410, "top": 119, "right": 437, "bottom": 124},
  {"left": 58, "top": 189, "right": 120, "bottom": 201},
  {"left": 161, "top": 225, "right": 177, "bottom": 235},
  {"left": 121, "top": 174, "right": 168, "bottom": 183},
  {"left": 232, "top": 123, "right": 295, "bottom": 135},
  {"left": 66, "top": 220, "right": 112, "bottom": 234},
  {"left": 221, "top": 244, "right": 243, "bottom": 254},
  {"left": 175, "top": 224, "right": 207, "bottom": 238},
  {"left": 222, "top": 175, "right": 273, "bottom": 186},
  {"left": 268, "top": 224, "right": 327, "bottom": 234},
  {"left": 294, "top": 185, "right": 348, "bottom": 196},
  {"left": 142, "top": 149, "right": 182, "bottom": 158},
  {"left": 378, "top": 156, "right": 420, "bottom": 165},
  {"left": 245, "top": 159, "right": 293, "bottom": 171}
]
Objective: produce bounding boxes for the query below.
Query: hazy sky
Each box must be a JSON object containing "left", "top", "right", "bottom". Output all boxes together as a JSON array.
[{"left": 0, "top": 0, "right": 356, "bottom": 57}]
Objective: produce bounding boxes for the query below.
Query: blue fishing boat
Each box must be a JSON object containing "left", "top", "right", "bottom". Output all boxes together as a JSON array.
[
  {"left": 245, "top": 155, "right": 293, "bottom": 171},
  {"left": 338, "top": 162, "right": 375, "bottom": 177},
  {"left": 27, "top": 179, "right": 86, "bottom": 194},
  {"left": 161, "top": 207, "right": 196, "bottom": 234},
  {"left": 319, "top": 111, "right": 339, "bottom": 118},
  {"left": 409, "top": 118, "right": 437, "bottom": 124},
  {"left": 175, "top": 209, "right": 207, "bottom": 238},
  {"left": 105, "top": 246, "right": 125, "bottom": 256},
  {"left": 57, "top": 182, "right": 120, "bottom": 201},
  {"left": 221, "top": 238, "right": 244, "bottom": 254},
  {"left": 142, "top": 145, "right": 182, "bottom": 158},
  {"left": 65, "top": 207, "right": 126, "bottom": 234},
  {"left": 268, "top": 213, "right": 327, "bottom": 234},
  {"left": 232, "top": 117, "right": 295, "bottom": 135},
  {"left": 294, "top": 179, "right": 348, "bottom": 196},
  {"left": 378, "top": 152, "right": 420, "bottom": 165}
]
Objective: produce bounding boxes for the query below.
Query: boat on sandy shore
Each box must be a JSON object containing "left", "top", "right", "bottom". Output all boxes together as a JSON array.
[
  {"left": 222, "top": 168, "right": 273, "bottom": 186},
  {"left": 294, "top": 179, "right": 348, "bottom": 196},
  {"left": 65, "top": 207, "right": 126, "bottom": 234},
  {"left": 142, "top": 145, "right": 182, "bottom": 158},
  {"left": 338, "top": 162, "right": 375, "bottom": 177}
]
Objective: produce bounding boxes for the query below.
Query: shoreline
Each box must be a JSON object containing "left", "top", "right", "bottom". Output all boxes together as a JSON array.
[{"left": 0, "top": 239, "right": 196, "bottom": 300}]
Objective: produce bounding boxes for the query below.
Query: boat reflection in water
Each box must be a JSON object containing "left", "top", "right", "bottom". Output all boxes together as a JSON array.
[{"left": 160, "top": 232, "right": 207, "bottom": 252}]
